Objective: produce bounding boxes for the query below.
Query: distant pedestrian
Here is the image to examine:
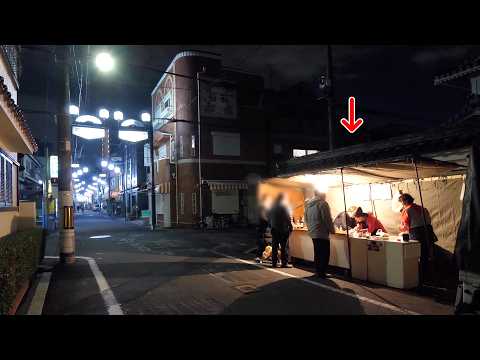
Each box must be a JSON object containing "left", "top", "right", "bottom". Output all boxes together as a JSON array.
[
  {"left": 304, "top": 191, "right": 335, "bottom": 278},
  {"left": 268, "top": 193, "right": 293, "bottom": 268}
]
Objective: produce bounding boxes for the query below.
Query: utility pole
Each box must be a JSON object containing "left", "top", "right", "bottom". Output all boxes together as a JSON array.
[
  {"left": 326, "top": 45, "right": 334, "bottom": 151},
  {"left": 55, "top": 45, "right": 75, "bottom": 264},
  {"left": 197, "top": 71, "right": 203, "bottom": 223},
  {"left": 148, "top": 117, "right": 156, "bottom": 230}
]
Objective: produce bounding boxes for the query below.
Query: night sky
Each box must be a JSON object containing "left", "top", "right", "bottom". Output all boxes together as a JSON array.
[{"left": 19, "top": 45, "right": 480, "bottom": 172}]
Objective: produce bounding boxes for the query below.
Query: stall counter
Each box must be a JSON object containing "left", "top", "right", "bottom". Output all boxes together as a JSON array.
[
  {"left": 288, "top": 230, "right": 421, "bottom": 289},
  {"left": 289, "top": 230, "right": 350, "bottom": 269}
]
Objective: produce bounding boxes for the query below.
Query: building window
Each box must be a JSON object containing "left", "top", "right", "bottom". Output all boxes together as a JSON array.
[
  {"left": 212, "top": 132, "right": 240, "bottom": 156},
  {"left": 180, "top": 192, "right": 185, "bottom": 215},
  {"left": 0, "top": 154, "right": 14, "bottom": 207},
  {"left": 293, "top": 149, "right": 318, "bottom": 158},
  {"left": 192, "top": 192, "right": 197, "bottom": 215}
]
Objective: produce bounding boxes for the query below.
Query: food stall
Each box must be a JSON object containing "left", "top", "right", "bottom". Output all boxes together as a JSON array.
[{"left": 258, "top": 157, "right": 467, "bottom": 289}]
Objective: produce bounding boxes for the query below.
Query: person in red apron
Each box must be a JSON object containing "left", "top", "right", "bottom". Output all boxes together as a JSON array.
[
  {"left": 353, "top": 207, "right": 386, "bottom": 235},
  {"left": 399, "top": 193, "right": 437, "bottom": 284}
]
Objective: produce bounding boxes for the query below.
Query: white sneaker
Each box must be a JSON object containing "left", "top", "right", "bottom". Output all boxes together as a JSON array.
[{"left": 255, "top": 257, "right": 262, "bottom": 263}]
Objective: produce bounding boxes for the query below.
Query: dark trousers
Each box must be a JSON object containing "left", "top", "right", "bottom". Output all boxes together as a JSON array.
[
  {"left": 312, "top": 238, "right": 330, "bottom": 276},
  {"left": 271, "top": 229, "right": 289, "bottom": 266},
  {"left": 410, "top": 226, "right": 432, "bottom": 283}
]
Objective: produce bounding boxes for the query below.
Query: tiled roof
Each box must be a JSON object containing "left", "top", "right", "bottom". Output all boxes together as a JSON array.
[
  {"left": 0, "top": 75, "right": 38, "bottom": 153},
  {"left": 278, "top": 122, "right": 480, "bottom": 176},
  {"left": 434, "top": 56, "right": 480, "bottom": 85}
]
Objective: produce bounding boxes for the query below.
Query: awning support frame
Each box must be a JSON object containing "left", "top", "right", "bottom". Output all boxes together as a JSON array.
[
  {"left": 341, "top": 167, "right": 353, "bottom": 276},
  {"left": 412, "top": 157, "right": 434, "bottom": 287}
]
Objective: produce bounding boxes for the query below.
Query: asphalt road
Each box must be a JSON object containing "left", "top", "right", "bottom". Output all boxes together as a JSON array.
[{"left": 40, "top": 211, "right": 453, "bottom": 315}]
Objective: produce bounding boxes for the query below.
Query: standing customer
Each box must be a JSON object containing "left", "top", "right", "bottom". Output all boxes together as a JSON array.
[
  {"left": 304, "top": 191, "right": 335, "bottom": 278},
  {"left": 269, "top": 193, "right": 293, "bottom": 268}
]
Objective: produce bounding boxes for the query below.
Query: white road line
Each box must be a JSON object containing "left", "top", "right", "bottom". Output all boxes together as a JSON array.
[
  {"left": 45, "top": 256, "right": 124, "bottom": 315},
  {"left": 211, "top": 250, "right": 419, "bottom": 315},
  {"left": 27, "top": 272, "right": 52, "bottom": 315}
]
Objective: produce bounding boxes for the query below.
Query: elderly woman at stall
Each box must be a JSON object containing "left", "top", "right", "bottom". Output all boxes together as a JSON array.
[{"left": 353, "top": 207, "right": 386, "bottom": 235}]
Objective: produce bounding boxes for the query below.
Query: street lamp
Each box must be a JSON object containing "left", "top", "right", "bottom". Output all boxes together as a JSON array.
[
  {"left": 101, "top": 160, "right": 108, "bottom": 168},
  {"left": 141, "top": 112, "right": 151, "bottom": 122},
  {"left": 114, "top": 166, "right": 121, "bottom": 174},
  {"left": 114, "top": 111, "right": 124, "bottom": 121},
  {"left": 95, "top": 52, "right": 114, "bottom": 73},
  {"left": 82, "top": 167, "right": 89, "bottom": 173},
  {"left": 99, "top": 108, "right": 110, "bottom": 120},
  {"left": 69, "top": 105, "right": 80, "bottom": 115},
  {"left": 108, "top": 163, "right": 114, "bottom": 171}
]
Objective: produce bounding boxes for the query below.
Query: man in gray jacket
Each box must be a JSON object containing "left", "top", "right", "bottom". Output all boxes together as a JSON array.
[{"left": 304, "top": 191, "right": 335, "bottom": 278}]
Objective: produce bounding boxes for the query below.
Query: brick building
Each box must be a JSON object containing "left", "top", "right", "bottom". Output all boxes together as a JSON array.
[{"left": 150, "top": 50, "right": 329, "bottom": 227}]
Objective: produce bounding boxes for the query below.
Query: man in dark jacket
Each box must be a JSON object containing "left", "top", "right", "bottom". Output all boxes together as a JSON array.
[
  {"left": 304, "top": 191, "right": 335, "bottom": 278},
  {"left": 269, "top": 193, "right": 293, "bottom": 268}
]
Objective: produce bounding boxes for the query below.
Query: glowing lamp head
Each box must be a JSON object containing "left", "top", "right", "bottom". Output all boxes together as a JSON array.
[
  {"left": 108, "top": 163, "right": 115, "bottom": 171},
  {"left": 113, "top": 111, "right": 124, "bottom": 121},
  {"left": 99, "top": 108, "right": 110, "bottom": 119},
  {"left": 69, "top": 105, "right": 80, "bottom": 115},
  {"left": 101, "top": 160, "right": 108, "bottom": 168},
  {"left": 114, "top": 167, "right": 121, "bottom": 174},
  {"left": 141, "top": 112, "right": 151, "bottom": 122},
  {"left": 95, "top": 52, "right": 114, "bottom": 73},
  {"left": 82, "top": 167, "right": 89, "bottom": 173}
]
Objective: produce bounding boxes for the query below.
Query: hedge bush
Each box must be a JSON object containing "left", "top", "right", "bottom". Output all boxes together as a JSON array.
[{"left": 0, "top": 228, "right": 43, "bottom": 315}]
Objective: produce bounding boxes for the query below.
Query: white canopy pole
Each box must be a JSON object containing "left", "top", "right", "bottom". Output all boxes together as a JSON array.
[{"left": 341, "top": 168, "right": 353, "bottom": 277}]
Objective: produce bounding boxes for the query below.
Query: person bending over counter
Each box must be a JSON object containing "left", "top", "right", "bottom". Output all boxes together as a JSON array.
[{"left": 353, "top": 207, "right": 386, "bottom": 235}]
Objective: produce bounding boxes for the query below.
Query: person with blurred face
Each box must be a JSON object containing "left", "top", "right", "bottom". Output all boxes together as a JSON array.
[
  {"left": 269, "top": 193, "right": 293, "bottom": 268},
  {"left": 304, "top": 191, "right": 335, "bottom": 278},
  {"left": 353, "top": 207, "right": 386, "bottom": 235}
]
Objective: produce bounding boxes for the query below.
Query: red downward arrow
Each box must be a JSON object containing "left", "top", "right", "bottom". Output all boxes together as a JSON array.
[{"left": 340, "top": 97, "right": 364, "bottom": 134}]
